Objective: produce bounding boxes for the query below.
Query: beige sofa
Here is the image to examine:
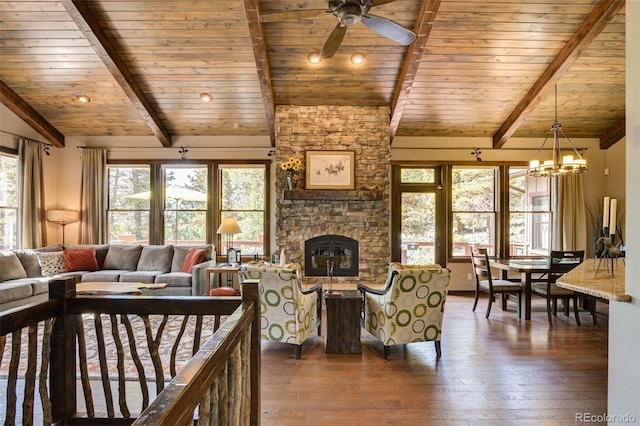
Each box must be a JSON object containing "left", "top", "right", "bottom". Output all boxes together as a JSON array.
[{"left": 0, "top": 244, "right": 216, "bottom": 311}]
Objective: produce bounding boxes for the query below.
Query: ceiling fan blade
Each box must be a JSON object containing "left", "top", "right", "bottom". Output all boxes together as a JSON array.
[
  {"left": 260, "top": 9, "right": 327, "bottom": 23},
  {"left": 361, "top": 14, "right": 417, "bottom": 45},
  {"left": 321, "top": 24, "right": 348, "bottom": 58}
]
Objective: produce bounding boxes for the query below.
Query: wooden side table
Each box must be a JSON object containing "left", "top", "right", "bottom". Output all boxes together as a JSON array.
[
  {"left": 205, "top": 263, "right": 241, "bottom": 294},
  {"left": 324, "top": 290, "right": 363, "bottom": 354}
]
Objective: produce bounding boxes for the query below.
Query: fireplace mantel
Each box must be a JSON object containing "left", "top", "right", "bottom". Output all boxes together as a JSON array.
[{"left": 283, "top": 189, "right": 382, "bottom": 201}]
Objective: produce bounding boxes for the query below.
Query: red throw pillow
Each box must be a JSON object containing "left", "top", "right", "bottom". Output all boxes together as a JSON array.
[
  {"left": 209, "top": 287, "right": 239, "bottom": 296},
  {"left": 180, "top": 248, "right": 205, "bottom": 273},
  {"left": 63, "top": 247, "right": 99, "bottom": 272}
]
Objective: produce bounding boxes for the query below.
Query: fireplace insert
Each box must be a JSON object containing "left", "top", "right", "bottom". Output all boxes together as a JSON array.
[{"left": 305, "top": 235, "right": 359, "bottom": 277}]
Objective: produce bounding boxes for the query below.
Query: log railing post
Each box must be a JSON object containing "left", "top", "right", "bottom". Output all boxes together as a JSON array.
[
  {"left": 49, "top": 277, "right": 78, "bottom": 423},
  {"left": 241, "top": 279, "right": 261, "bottom": 426}
]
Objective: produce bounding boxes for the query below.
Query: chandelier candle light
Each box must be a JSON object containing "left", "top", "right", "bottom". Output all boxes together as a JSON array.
[{"left": 528, "top": 85, "right": 587, "bottom": 177}]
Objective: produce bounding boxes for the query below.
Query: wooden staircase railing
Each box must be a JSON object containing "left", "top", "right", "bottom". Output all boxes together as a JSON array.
[{"left": 0, "top": 277, "right": 261, "bottom": 425}]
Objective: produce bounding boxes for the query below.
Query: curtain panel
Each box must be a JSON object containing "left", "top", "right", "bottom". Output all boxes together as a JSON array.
[
  {"left": 79, "top": 148, "right": 107, "bottom": 244},
  {"left": 18, "top": 139, "right": 46, "bottom": 249},
  {"left": 553, "top": 174, "right": 587, "bottom": 252}
]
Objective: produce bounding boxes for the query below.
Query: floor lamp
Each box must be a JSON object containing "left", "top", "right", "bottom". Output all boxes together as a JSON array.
[{"left": 47, "top": 209, "right": 80, "bottom": 244}]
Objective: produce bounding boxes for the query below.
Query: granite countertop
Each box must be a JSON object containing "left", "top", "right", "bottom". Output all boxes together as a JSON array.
[{"left": 556, "top": 258, "right": 631, "bottom": 302}]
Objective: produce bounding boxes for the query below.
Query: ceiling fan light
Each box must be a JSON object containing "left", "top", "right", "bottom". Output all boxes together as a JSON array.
[
  {"left": 307, "top": 51, "right": 322, "bottom": 64},
  {"left": 200, "top": 92, "right": 213, "bottom": 102},
  {"left": 75, "top": 93, "right": 90, "bottom": 103},
  {"left": 351, "top": 53, "right": 365, "bottom": 64},
  {"left": 337, "top": 4, "right": 362, "bottom": 26}
]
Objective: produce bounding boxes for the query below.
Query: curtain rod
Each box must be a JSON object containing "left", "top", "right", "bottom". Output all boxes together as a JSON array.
[
  {"left": 0, "top": 130, "right": 51, "bottom": 147},
  {"left": 76, "top": 145, "right": 273, "bottom": 151},
  {"left": 392, "top": 146, "right": 588, "bottom": 151}
]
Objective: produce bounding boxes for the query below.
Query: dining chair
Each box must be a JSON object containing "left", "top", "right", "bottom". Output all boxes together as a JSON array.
[
  {"left": 532, "top": 250, "right": 591, "bottom": 327},
  {"left": 470, "top": 247, "right": 523, "bottom": 319}
]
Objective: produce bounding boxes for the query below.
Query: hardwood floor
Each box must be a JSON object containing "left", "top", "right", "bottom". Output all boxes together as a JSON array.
[{"left": 260, "top": 292, "right": 608, "bottom": 425}]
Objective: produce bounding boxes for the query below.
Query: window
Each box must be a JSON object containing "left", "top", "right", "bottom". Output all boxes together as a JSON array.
[
  {"left": 392, "top": 166, "right": 442, "bottom": 265},
  {"left": 219, "top": 166, "right": 266, "bottom": 257},
  {"left": 394, "top": 163, "right": 553, "bottom": 263},
  {"left": 508, "top": 168, "right": 551, "bottom": 256},
  {"left": 162, "top": 166, "right": 208, "bottom": 245},
  {"left": 452, "top": 167, "right": 497, "bottom": 256},
  {"left": 107, "top": 166, "right": 151, "bottom": 244},
  {"left": 0, "top": 153, "right": 18, "bottom": 249}
]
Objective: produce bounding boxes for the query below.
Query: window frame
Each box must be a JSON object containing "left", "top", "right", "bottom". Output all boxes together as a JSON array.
[
  {"left": 0, "top": 150, "right": 19, "bottom": 250},
  {"left": 393, "top": 161, "right": 547, "bottom": 265},
  {"left": 106, "top": 159, "right": 270, "bottom": 260}
]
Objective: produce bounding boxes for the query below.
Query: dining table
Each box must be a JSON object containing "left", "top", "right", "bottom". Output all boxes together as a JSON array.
[{"left": 488, "top": 258, "right": 555, "bottom": 320}]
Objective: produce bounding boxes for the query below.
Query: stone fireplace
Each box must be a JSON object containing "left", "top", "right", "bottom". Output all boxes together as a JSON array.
[{"left": 275, "top": 105, "right": 391, "bottom": 288}]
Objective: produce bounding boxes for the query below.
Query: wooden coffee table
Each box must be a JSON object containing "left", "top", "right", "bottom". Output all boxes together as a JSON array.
[
  {"left": 324, "top": 290, "right": 363, "bottom": 354},
  {"left": 76, "top": 282, "right": 167, "bottom": 295}
]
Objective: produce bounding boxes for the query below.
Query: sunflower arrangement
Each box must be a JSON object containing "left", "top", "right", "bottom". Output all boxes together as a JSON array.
[{"left": 280, "top": 157, "right": 301, "bottom": 173}]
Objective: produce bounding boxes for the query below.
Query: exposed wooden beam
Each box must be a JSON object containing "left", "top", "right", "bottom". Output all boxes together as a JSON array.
[
  {"left": 493, "top": 0, "right": 625, "bottom": 149},
  {"left": 600, "top": 119, "right": 626, "bottom": 149},
  {"left": 389, "top": 0, "right": 442, "bottom": 144},
  {"left": 60, "top": 0, "right": 172, "bottom": 147},
  {"left": 0, "top": 80, "right": 65, "bottom": 148},
  {"left": 244, "top": 0, "right": 277, "bottom": 147}
]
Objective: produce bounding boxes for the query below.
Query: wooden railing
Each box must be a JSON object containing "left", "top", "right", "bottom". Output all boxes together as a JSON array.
[{"left": 0, "top": 277, "right": 261, "bottom": 425}]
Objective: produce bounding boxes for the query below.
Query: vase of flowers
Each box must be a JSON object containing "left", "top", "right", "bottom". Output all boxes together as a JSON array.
[{"left": 280, "top": 157, "right": 301, "bottom": 190}]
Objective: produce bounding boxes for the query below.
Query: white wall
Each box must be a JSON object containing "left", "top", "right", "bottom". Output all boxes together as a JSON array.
[{"left": 608, "top": 0, "right": 640, "bottom": 420}]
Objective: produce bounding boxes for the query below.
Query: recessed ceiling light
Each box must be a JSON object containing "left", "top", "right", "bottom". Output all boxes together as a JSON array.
[
  {"left": 307, "top": 51, "right": 322, "bottom": 64},
  {"left": 75, "top": 93, "right": 91, "bottom": 103},
  {"left": 350, "top": 53, "right": 365, "bottom": 65},
  {"left": 200, "top": 92, "right": 213, "bottom": 102}
]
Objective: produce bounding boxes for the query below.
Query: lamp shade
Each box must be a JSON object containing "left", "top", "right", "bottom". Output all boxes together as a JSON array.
[
  {"left": 47, "top": 209, "right": 80, "bottom": 224},
  {"left": 217, "top": 217, "right": 241, "bottom": 235}
]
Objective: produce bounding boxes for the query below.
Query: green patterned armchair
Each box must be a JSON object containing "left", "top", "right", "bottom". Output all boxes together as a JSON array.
[
  {"left": 358, "top": 263, "right": 450, "bottom": 360},
  {"left": 240, "top": 261, "right": 322, "bottom": 359}
]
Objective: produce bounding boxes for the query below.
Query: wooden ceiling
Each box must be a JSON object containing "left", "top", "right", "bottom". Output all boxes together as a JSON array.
[{"left": 0, "top": 0, "right": 626, "bottom": 149}]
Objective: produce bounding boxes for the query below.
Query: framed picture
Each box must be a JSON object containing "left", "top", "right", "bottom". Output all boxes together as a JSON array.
[{"left": 305, "top": 150, "right": 355, "bottom": 190}]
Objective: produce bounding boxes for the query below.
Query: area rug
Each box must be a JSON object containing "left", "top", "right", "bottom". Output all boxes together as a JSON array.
[{"left": 1, "top": 313, "right": 224, "bottom": 382}]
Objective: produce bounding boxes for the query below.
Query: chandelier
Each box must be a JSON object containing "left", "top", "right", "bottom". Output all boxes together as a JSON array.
[{"left": 528, "top": 85, "right": 587, "bottom": 177}]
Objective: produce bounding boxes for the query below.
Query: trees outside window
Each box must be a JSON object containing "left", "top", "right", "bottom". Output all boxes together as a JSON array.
[
  {"left": 393, "top": 163, "right": 552, "bottom": 264},
  {"left": 0, "top": 153, "right": 18, "bottom": 249},
  {"left": 452, "top": 167, "right": 497, "bottom": 256},
  {"left": 107, "top": 166, "right": 151, "bottom": 244},
  {"left": 162, "top": 166, "right": 207, "bottom": 245},
  {"left": 219, "top": 166, "right": 266, "bottom": 257}
]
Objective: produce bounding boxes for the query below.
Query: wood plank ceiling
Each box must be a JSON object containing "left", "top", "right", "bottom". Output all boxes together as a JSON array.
[{"left": 0, "top": 0, "right": 626, "bottom": 150}]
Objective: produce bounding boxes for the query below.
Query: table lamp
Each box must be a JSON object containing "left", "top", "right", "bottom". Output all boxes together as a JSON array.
[{"left": 217, "top": 217, "right": 241, "bottom": 253}]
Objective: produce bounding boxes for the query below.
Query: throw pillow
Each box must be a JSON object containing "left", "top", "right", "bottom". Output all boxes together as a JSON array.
[
  {"left": 137, "top": 245, "right": 173, "bottom": 272},
  {"left": 37, "top": 251, "right": 66, "bottom": 276},
  {"left": 180, "top": 248, "right": 205, "bottom": 273},
  {"left": 63, "top": 247, "right": 99, "bottom": 272},
  {"left": 209, "top": 287, "right": 239, "bottom": 296},
  {"left": 0, "top": 252, "right": 28, "bottom": 281},
  {"left": 102, "top": 245, "right": 143, "bottom": 270}
]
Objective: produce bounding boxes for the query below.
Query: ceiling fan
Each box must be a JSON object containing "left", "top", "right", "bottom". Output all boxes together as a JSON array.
[{"left": 260, "top": 0, "right": 417, "bottom": 59}]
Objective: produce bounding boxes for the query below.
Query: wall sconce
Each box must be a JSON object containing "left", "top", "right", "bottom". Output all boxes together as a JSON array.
[
  {"left": 350, "top": 53, "right": 365, "bottom": 64},
  {"left": 75, "top": 93, "right": 91, "bottom": 103},
  {"left": 47, "top": 209, "right": 80, "bottom": 244},
  {"left": 178, "top": 147, "right": 188, "bottom": 159},
  {"left": 471, "top": 148, "right": 482, "bottom": 161}
]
